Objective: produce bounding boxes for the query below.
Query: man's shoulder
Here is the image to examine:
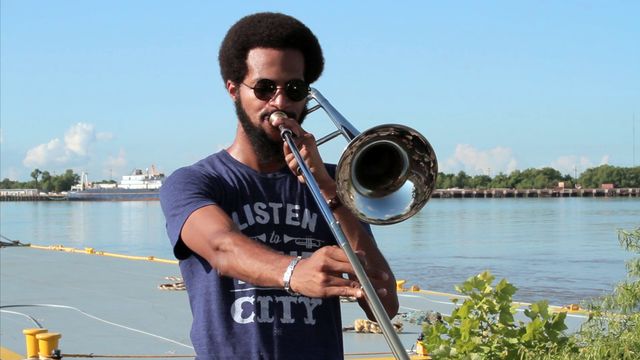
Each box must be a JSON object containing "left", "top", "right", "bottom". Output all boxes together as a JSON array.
[
  {"left": 167, "top": 151, "right": 228, "bottom": 180},
  {"left": 160, "top": 151, "right": 230, "bottom": 196}
]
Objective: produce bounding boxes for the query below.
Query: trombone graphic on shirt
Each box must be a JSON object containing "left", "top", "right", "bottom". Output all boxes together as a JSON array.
[{"left": 251, "top": 233, "right": 324, "bottom": 250}]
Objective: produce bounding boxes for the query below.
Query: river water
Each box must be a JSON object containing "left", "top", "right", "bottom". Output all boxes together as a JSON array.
[{"left": 1, "top": 198, "right": 638, "bottom": 306}]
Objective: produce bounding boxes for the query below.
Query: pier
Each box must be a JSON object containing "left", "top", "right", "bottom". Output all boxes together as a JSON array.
[
  {"left": 0, "top": 194, "right": 67, "bottom": 201},
  {"left": 0, "top": 189, "right": 66, "bottom": 201},
  {"left": 432, "top": 188, "right": 640, "bottom": 199}
]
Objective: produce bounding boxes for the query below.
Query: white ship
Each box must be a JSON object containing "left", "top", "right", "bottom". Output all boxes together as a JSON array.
[{"left": 67, "top": 166, "right": 165, "bottom": 201}]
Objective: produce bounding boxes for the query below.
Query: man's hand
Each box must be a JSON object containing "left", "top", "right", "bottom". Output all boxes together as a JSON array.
[
  {"left": 270, "top": 113, "right": 332, "bottom": 187},
  {"left": 288, "top": 245, "right": 391, "bottom": 299}
]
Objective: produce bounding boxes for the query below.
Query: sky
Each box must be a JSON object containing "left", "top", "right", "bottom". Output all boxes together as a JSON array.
[{"left": 1, "top": 1, "right": 638, "bottom": 182}]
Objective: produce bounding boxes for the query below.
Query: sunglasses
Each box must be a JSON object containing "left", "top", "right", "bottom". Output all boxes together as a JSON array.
[{"left": 241, "top": 79, "right": 310, "bottom": 102}]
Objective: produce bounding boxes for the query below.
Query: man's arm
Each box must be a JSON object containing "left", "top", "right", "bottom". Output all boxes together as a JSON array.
[{"left": 181, "top": 204, "right": 376, "bottom": 299}]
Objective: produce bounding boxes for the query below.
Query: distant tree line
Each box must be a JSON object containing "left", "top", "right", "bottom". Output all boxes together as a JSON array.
[
  {"left": 1, "top": 165, "right": 639, "bottom": 192},
  {"left": 0, "top": 169, "right": 80, "bottom": 192},
  {"left": 437, "top": 165, "right": 640, "bottom": 189}
]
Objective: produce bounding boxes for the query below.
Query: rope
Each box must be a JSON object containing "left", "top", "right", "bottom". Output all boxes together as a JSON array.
[
  {"left": 0, "top": 304, "right": 193, "bottom": 350},
  {"left": 26, "top": 244, "right": 178, "bottom": 264},
  {"left": 0, "top": 309, "right": 43, "bottom": 327},
  {"left": 158, "top": 276, "right": 186, "bottom": 291},
  {"left": 0, "top": 234, "right": 15, "bottom": 241},
  {"left": 158, "top": 282, "right": 186, "bottom": 291},
  {"left": 61, "top": 355, "right": 194, "bottom": 358},
  {"left": 61, "top": 351, "right": 418, "bottom": 358},
  {"left": 1, "top": 235, "right": 176, "bottom": 264},
  {"left": 0, "top": 234, "right": 29, "bottom": 247}
]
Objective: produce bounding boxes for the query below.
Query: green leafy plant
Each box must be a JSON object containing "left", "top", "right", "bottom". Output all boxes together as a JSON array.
[
  {"left": 421, "top": 271, "right": 573, "bottom": 359},
  {"left": 423, "top": 271, "right": 569, "bottom": 359},
  {"left": 422, "top": 227, "right": 640, "bottom": 360}
]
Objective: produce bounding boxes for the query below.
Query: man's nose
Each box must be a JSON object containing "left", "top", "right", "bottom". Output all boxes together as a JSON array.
[{"left": 269, "top": 87, "right": 290, "bottom": 107}]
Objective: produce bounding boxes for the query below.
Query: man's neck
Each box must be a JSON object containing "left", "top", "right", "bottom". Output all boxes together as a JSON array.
[{"left": 226, "top": 135, "right": 286, "bottom": 173}]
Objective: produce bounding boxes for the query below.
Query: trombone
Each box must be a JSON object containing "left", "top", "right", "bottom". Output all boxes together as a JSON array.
[{"left": 271, "top": 88, "right": 437, "bottom": 360}]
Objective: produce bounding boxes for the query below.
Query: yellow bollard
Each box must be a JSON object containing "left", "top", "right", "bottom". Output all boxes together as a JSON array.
[
  {"left": 35, "top": 332, "right": 61, "bottom": 359},
  {"left": 416, "top": 340, "right": 429, "bottom": 356},
  {"left": 22, "top": 328, "right": 48, "bottom": 359}
]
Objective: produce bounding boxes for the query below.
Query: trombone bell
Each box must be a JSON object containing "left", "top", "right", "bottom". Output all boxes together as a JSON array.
[{"left": 335, "top": 124, "right": 438, "bottom": 225}]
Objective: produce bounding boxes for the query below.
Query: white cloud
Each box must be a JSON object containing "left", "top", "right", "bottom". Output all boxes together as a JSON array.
[
  {"left": 63, "top": 123, "right": 95, "bottom": 156},
  {"left": 550, "top": 154, "right": 610, "bottom": 175},
  {"left": 442, "top": 144, "right": 518, "bottom": 175},
  {"left": 23, "top": 138, "right": 65, "bottom": 167},
  {"left": 23, "top": 123, "right": 109, "bottom": 168}
]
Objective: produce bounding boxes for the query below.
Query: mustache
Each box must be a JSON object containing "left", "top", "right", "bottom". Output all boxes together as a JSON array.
[{"left": 261, "top": 110, "right": 298, "bottom": 120}]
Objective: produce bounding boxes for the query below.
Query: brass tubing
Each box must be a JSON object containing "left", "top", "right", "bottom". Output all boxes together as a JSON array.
[{"left": 280, "top": 128, "right": 409, "bottom": 360}]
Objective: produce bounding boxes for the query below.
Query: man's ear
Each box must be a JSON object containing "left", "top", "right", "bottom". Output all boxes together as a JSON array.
[{"left": 226, "top": 80, "right": 239, "bottom": 101}]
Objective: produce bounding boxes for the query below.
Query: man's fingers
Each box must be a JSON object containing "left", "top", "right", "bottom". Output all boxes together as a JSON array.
[
  {"left": 320, "top": 259, "right": 357, "bottom": 275},
  {"left": 323, "top": 278, "right": 388, "bottom": 299},
  {"left": 319, "top": 247, "right": 361, "bottom": 275},
  {"left": 299, "top": 246, "right": 392, "bottom": 299},
  {"left": 329, "top": 283, "right": 364, "bottom": 299},
  {"left": 309, "top": 276, "right": 363, "bottom": 298},
  {"left": 323, "top": 247, "right": 390, "bottom": 283},
  {"left": 272, "top": 115, "right": 302, "bottom": 135}
]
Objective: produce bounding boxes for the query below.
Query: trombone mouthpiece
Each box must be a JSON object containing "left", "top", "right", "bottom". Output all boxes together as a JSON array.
[
  {"left": 269, "top": 111, "right": 292, "bottom": 137},
  {"left": 269, "top": 111, "right": 287, "bottom": 125}
]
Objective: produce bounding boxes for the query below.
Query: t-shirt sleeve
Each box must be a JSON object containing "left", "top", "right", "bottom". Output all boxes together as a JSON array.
[{"left": 160, "top": 166, "right": 220, "bottom": 260}]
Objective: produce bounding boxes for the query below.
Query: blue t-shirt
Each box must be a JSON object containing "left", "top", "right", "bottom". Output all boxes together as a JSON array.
[{"left": 160, "top": 150, "right": 344, "bottom": 359}]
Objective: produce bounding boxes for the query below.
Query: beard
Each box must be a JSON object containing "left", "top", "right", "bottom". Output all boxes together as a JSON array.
[{"left": 234, "top": 97, "right": 309, "bottom": 164}]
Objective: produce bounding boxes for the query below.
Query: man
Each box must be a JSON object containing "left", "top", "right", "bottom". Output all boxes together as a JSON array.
[{"left": 160, "top": 12, "right": 398, "bottom": 359}]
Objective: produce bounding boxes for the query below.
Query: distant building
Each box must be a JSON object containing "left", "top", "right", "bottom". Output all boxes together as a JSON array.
[
  {"left": 601, "top": 183, "right": 615, "bottom": 189},
  {"left": 0, "top": 189, "right": 39, "bottom": 196},
  {"left": 557, "top": 182, "right": 566, "bottom": 189}
]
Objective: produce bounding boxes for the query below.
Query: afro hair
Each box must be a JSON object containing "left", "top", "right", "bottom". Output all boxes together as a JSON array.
[{"left": 218, "top": 12, "right": 324, "bottom": 85}]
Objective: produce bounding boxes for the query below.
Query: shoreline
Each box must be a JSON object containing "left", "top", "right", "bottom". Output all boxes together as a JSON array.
[
  {"left": 2, "top": 187, "right": 639, "bottom": 201},
  {"left": 432, "top": 187, "right": 640, "bottom": 198}
]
